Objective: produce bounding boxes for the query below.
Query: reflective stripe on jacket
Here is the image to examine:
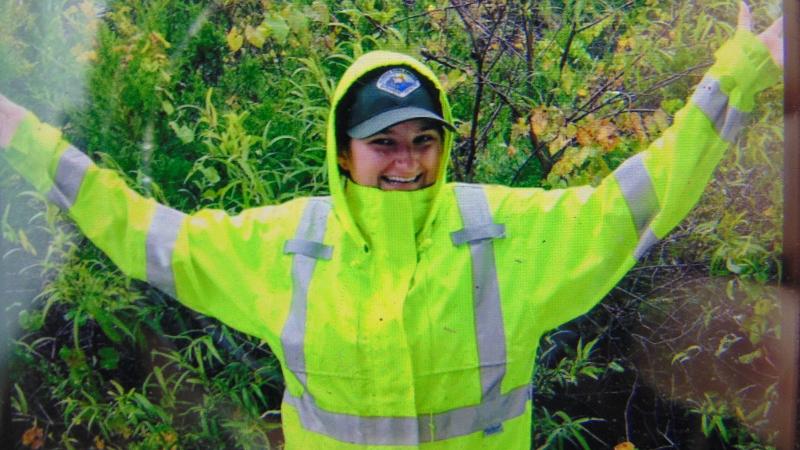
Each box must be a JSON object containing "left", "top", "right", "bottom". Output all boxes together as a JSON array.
[{"left": 1, "top": 29, "right": 781, "bottom": 449}]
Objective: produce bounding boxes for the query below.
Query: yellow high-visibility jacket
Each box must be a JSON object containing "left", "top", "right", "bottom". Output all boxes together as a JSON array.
[{"left": 2, "top": 30, "right": 781, "bottom": 449}]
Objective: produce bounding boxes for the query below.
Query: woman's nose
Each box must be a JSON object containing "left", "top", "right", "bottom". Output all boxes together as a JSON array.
[{"left": 393, "top": 144, "right": 415, "bottom": 165}]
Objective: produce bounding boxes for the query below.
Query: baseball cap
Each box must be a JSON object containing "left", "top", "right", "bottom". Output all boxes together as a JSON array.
[{"left": 344, "top": 67, "right": 455, "bottom": 139}]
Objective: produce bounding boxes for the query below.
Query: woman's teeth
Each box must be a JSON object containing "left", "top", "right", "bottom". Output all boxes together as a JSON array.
[{"left": 383, "top": 174, "right": 421, "bottom": 183}]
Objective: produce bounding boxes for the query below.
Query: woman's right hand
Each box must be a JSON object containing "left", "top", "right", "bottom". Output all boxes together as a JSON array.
[
  {"left": 0, "top": 94, "right": 27, "bottom": 149},
  {"left": 739, "top": 1, "right": 784, "bottom": 69}
]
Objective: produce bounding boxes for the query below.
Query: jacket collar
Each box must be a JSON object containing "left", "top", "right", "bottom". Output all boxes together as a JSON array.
[{"left": 326, "top": 51, "right": 454, "bottom": 249}]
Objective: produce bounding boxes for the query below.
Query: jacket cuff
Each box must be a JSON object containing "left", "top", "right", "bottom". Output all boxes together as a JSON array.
[
  {"left": 4, "top": 112, "right": 69, "bottom": 193},
  {"left": 707, "top": 29, "right": 783, "bottom": 112}
]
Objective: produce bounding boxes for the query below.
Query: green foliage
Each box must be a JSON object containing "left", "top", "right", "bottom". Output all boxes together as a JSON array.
[
  {"left": 534, "top": 408, "right": 603, "bottom": 450},
  {"left": 0, "top": 0, "right": 784, "bottom": 448}
]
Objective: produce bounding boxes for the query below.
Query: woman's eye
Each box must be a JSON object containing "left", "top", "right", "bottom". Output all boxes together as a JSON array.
[
  {"left": 371, "top": 138, "right": 393, "bottom": 146},
  {"left": 414, "top": 135, "right": 436, "bottom": 145}
]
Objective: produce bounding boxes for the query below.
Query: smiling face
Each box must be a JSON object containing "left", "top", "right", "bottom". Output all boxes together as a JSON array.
[{"left": 338, "top": 119, "right": 443, "bottom": 191}]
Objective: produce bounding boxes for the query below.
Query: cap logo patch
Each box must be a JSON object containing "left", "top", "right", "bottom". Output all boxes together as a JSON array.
[{"left": 376, "top": 68, "right": 420, "bottom": 98}]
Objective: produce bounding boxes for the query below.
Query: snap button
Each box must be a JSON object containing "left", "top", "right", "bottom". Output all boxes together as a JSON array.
[{"left": 419, "top": 238, "right": 433, "bottom": 251}]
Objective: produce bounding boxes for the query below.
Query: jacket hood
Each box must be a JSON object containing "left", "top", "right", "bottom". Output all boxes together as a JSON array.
[{"left": 326, "top": 51, "right": 454, "bottom": 248}]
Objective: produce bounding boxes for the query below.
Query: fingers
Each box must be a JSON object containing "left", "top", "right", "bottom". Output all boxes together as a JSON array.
[
  {"left": 0, "top": 94, "right": 27, "bottom": 149},
  {"left": 738, "top": 1, "right": 753, "bottom": 31},
  {"left": 739, "top": 2, "right": 783, "bottom": 70},
  {"left": 763, "top": 15, "right": 784, "bottom": 39},
  {"left": 758, "top": 16, "right": 784, "bottom": 69}
]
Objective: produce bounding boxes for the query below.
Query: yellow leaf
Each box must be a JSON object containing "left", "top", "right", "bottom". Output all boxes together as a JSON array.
[
  {"left": 575, "top": 118, "right": 618, "bottom": 150},
  {"left": 79, "top": 0, "right": 94, "bottom": 18},
  {"left": 563, "top": 123, "right": 577, "bottom": 138},
  {"left": 77, "top": 50, "right": 97, "bottom": 63},
  {"left": 161, "top": 431, "right": 177, "bottom": 444},
  {"left": 616, "top": 37, "right": 632, "bottom": 52},
  {"left": 576, "top": 125, "right": 593, "bottom": 147},
  {"left": 507, "top": 145, "right": 517, "bottom": 157},
  {"left": 548, "top": 133, "right": 570, "bottom": 156},
  {"left": 594, "top": 119, "right": 618, "bottom": 151},
  {"left": 245, "top": 24, "right": 266, "bottom": 49},
  {"left": 18, "top": 229, "right": 37, "bottom": 256},
  {"left": 438, "top": 70, "right": 465, "bottom": 93},
  {"left": 619, "top": 113, "right": 646, "bottom": 141},
  {"left": 530, "top": 106, "right": 548, "bottom": 136},
  {"left": 644, "top": 109, "right": 670, "bottom": 134},
  {"left": 310, "top": 0, "right": 331, "bottom": 24},
  {"left": 22, "top": 425, "right": 44, "bottom": 449},
  {"left": 511, "top": 117, "right": 529, "bottom": 141},
  {"left": 653, "top": 109, "right": 670, "bottom": 130},
  {"left": 457, "top": 122, "right": 471, "bottom": 139},
  {"left": 226, "top": 26, "right": 243, "bottom": 52},
  {"left": 149, "top": 31, "right": 171, "bottom": 49},
  {"left": 550, "top": 152, "right": 576, "bottom": 177},
  {"left": 561, "top": 67, "right": 574, "bottom": 91},
  {"left": 427, "top": 4, "right": 445, "bottom": 23},
  {"left": 614, "top": 442, "right": 636, "bottom": 450}
]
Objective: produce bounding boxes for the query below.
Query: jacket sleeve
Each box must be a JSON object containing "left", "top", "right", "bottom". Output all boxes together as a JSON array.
[
  {"left": 1, "top": 118, "right": 284, "bottom": 339},
  {"left": 498, "top": 30, "right": 782, "bottom": 332}
]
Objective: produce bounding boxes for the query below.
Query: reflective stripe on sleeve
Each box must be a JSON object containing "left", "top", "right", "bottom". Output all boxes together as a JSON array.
[
  {"left": 691, "top": 75, "right": 747, "bottom": 142},
  {"left": 284, "top": 239, "right": 333, "bottom": 260},
  {"left": 146, "top": 204, "right": 186, "bottom": 298},
  {"left": 634, "top": 227, "right": 659, "bottom": 261},
  {"left": 452, "top": 184, "right": 508, "bottom": 404},
  {"left": 719, "top": 107, "right": 746, "bottom": 144},
  {"left": 46, "top": 146, "right": 93, "bottom": 210},
  {"left": 284, "top": 384, "right": 529, "bottom": 444},
  {"left": 281, "top": 197, "right": 332, "bottom": 389},
  {"left": 613, "top": 152, "right": 659, "bottom": 237}
]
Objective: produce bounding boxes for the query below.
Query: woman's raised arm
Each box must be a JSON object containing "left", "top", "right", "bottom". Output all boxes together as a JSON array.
[
  {"left": 0, "top": 97, "right": 295, "bottom": 341},
  {"left": 495, "top": 5, "right": 784, "bottom": 332}
]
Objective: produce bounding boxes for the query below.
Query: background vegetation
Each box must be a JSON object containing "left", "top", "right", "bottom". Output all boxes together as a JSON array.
[{"left": 0, "top": 0, "right": 785, "bottom": 448}]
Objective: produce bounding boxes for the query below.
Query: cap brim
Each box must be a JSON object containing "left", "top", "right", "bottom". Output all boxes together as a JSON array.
[{"left": 347, "top": 107, "right": 455, "bottom": 139}]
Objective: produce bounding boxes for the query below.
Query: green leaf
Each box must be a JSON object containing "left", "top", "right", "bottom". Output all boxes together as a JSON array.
[
  {"left": 92, "top": 308, "right": 123, "bottom": 343},
  {"left": 737, "top": 349, "right": 763, "bottom": 364},
  {"left": 284, "top": 6, "right": 309, "bottom": 35},
  {"left": 671, "top": 345, "right": 701, "bottom": 364},
  {"left": 161, "top": 101, "right": 174, "bottom": 116},
  {"left": 200, "top": 166, "right": 220, "bottom": 184},
  {"left": 98, "top": 347, "right": 120, "bottom": 370},
  {"left": 263, "top": 14, "right": 290, "bottom": 45},
  {"left": 17, "top": 229, "right": 36, "bottom": 255},
  {"left": 18, "top": 310, "right": 44, "bottom": 331},
  {"left": 169, "top": 121, "right": 195, "bottom": 144},
  {"left": 714, "top": 333, "right": 741, "bottom": 357},
  {"left": 245, "top": 24, "right": 266, "bottom": 49},
  {"left": 309, "top": 0, "right": 330, "bottom": 24},
  {"left": 607, "top": 361, "right": 624, "bottom": 373}
]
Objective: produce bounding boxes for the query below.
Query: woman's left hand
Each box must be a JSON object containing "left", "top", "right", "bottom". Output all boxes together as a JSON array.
[
  {"left": 739, "top": 1, "right": 784, "bottom": 69},
  {"left": 0, "top": 93, "right": 27, "bottom": 149}
]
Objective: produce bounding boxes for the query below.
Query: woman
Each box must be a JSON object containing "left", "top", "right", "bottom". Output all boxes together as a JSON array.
[{"left": 0, "top": 4, "right": 784, "bottom": 449}]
